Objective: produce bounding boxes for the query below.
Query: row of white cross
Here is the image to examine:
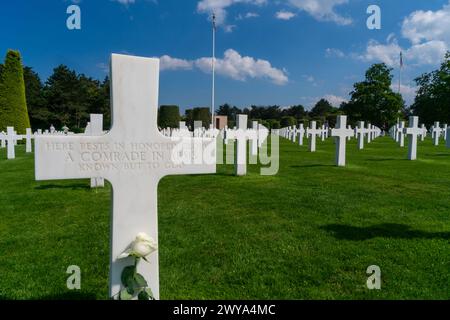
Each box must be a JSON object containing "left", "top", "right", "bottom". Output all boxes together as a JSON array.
[
  {"left": 390, "top": 121, "right": 449, "bottom": 148},
  {"left": 160, "top": 118, "right": 270, "bottom": 176},
  {"left": 0, "top": 127, "right": 36, "bottom": 159},
  {"left": 0, "top": 126, "right": 78, "bottom": 159},
  {"left": 273, "top": 116, "right": 382, "bottom": 166}
]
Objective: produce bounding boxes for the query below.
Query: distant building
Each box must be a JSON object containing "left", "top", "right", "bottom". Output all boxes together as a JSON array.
[{"left": 214, "top": 116, "right": 228, "bottom": 129}]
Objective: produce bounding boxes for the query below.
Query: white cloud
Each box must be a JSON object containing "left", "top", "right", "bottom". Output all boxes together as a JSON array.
[
  {"left": 360, "top": 2, "right": 450, "bottom": 67},
  {"left": 360, "top": 39, "right": 402, "bottom": 67},
  {"left": 325, "top": 48, "right": 345, "bottom": 58},
  {"left": 288, "top": 0, "right": 352, "bottom": 25},
  {"left": 159, "top": 55, "right": 193, "bottom": 71},
  {"left": 391, "top": 84, "right": 417, "bottom": 106},
  {"left": 159, "top": 49, "right": 288, "bottom": 85},
  {"left": 197, "top": 0, "right": 267, "bottom": 26},
  {"left": 275, "top": 10, "right": 296, "bottom": 20},
  {"left": 323, "top": 94, "right": 347, "bottom": 107},
  {"left": 236, "top": 12, "right": 260, "bottom": 20},
  {"left": 401, "top": 2, "right": 450, "bottom": 45},
  {"left": 195, "top": 49, "right": 288, "bottom": 85}
]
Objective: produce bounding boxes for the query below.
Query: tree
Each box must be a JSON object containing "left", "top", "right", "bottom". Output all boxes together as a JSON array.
[
  {"left": 266, "top": 119, "right": 280, "bottom": 129},
  {"left": 280, "top": 116, "right": 296, "bottom": 127},
  {"left": 24, "top": 66, "right": 48, "bottom": 130},
  {"left": 193, "top": 107, "right": 211, "bottom": 128},
  {"left": 0, "top": 50, "right": 31, "bottom": 133},
  {"left": 411, "top": 52, "right": 450, "bottom": 126},
  {"left": 158, "top": 105, "right": 180, "bottom": 128},
  {"left": 341, "top": 63, "right": 404, "bottom": 130},
  {"left": 284, "top": 105, "right": 307, "bottom": 119},
  {"left": 310, "top": 99, "right": 334, "bottom": 118}
]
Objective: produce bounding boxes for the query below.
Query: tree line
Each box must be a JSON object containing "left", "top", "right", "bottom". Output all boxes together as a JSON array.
[{"left": 0, "top": 50, "right": 448, "bottom": 133}]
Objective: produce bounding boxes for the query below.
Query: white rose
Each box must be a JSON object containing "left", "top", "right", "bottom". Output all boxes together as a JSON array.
[{"left": 118, "top": 233, "right": 158, "bottom": 260}]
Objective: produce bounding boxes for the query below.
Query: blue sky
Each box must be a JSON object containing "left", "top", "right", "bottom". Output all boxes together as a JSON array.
[{"left": 1, "top": 0, "right": 449, "bottom": 112}]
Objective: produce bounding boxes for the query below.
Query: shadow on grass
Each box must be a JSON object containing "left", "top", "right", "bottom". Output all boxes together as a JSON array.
[
  {"left": 35, "top": 183, "right": 89, "bottom": 191},
  {"left": 366, "top": 158, "right": 400, "bottom": 162},
  {"left": 321, "top": 223, "right": 450, "bottom": 241},
  {"left": 291, "top": 164, "right": 335, "bottom": 168},
  {"left": 0, "top": 291, "right": 98, "bottom": 300},
  {"left": 430, "top": 153, "right": 450, "bottom": 157}
]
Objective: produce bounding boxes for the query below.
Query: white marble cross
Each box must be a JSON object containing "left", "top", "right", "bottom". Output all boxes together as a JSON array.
[
  {"left": 443, "top": 124, "right": 447, "bottom": 141},
  {"left": 0, "top": 131, "right": 6, "bottom": 148},
  {"left": 227, "top": 114, "right": 249, "bottom": 176},
  {"left": 366, "top": 123, "right": 372, "bottom": 143},
  {"left": 25, "top": 128, "right": 33, "bottom": 153},
  {"left": 355, "top": 121, "right": 366, "bottom": 150},
  {"left": 298, "top": 124, "right": 305, "bottom": 146},
  {"left": 347, "top": 125, "right": 354, "bottom": 141},
  {"left": 320, "top": 124, "right": 326, "bottom": 141},
  {"left": 397, "top": 121, "right": 405, "bottom": 147},
  {"left": 6, "top": 127, "right": 22, "bottom": 159},
  {"left": 432, "top": 121, "right": 440, "bottom": 146},
  {"left": 420, "top": 124, "right": 427, "bottom": 141},
  {"left": 291, "top": 126, "right": 297, "bottom": 143},
  {"left": 34, "top": 54, "right": 216, "bottom": 299},
  {"left": 404, "top": 116, "right": 421, "bottom": 160},
  {"left": 307, "top": 121, "right": 321, "bottom": 152},
  {"left": 330, "top": 116, "right": 354, "bottom": 167}
]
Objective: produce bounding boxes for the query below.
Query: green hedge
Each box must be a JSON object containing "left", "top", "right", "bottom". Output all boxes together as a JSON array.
[
  {"left": 158, "top": 105, "right": 180, "bottom": 129},
  {"left": 0, "top": 50, "right": 30, "bottom": 133}
]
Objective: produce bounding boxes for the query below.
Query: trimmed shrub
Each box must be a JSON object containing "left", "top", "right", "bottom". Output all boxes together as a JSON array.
[
  {"left": 0, "top": 50, "right": 30, "bottom": 133},
  {"left": 158, "top": 105, "right": 180, "bottom": 128}
]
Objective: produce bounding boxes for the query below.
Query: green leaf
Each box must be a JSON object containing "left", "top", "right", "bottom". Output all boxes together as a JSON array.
[
  {"left": 138, "top": 290, "right": 150, "bottom": 300},
  {"left": 121, "top": 266, "right": 135, "bottom": 287},
  {"left": 134, "top": 273, "right": 148, "bottom": 288},
  {"left": 119, "top": 288, "right": 133, "bottom": 300}
]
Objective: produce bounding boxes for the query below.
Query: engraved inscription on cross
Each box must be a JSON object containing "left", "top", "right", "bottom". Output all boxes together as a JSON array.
[{"left": 34, "top": 54, "right": 216, "bottom": 299}]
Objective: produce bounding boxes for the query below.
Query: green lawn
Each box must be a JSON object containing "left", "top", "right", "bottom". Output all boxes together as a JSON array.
[{"left": 0, "top": 136, "right": 449, "bottom": 300}]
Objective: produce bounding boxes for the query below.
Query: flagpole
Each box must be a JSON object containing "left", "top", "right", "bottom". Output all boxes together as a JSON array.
[
  {"left": 211, "top": 12, "right": 216, "bottom": 129},
  {"left": 398, "top": 51, "right": 402, "bottom": 94}
]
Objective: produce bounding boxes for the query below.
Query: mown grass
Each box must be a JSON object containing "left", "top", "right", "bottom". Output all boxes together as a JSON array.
[{"left": 0, "top": 136, "right": 449, "bottom": 300}]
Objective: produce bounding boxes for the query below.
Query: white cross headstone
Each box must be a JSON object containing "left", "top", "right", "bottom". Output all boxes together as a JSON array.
[
  {"left": 179, "top": 121, "right": 187, "bottom": 130},
  {"left": 443, "top": 124, "right": 448, "bottom": 141},
  {"left": 233, "top": 114, "right": 248, "bottom": 176},
  {"left": 432, "top": 121, "right": 440, "bottom": 146},
  {"left": 420, "top": 124, "right": 427, "bottom": 141},
  {"left": 0, "top": 131, "right": 6, "bottom": 148},
  {"left": 6, "top": 127, "right": 21, "bottom": 159},
  {"left": 34, "top": 54, "right": 216, "bottom": 299},
  {"left": 298, "top": 124, "right": 305, "bottom": 146},
  {"left": 330, "top": 116, "right": 354, "bottom": 167},
  {"left": 307, "top": 121, "right": 321, "bottom": 152},
  {"left": 25, "top": 128, "right": 33, "bottom": 153},
  {"left": 347, "top": 125, "right": 354, "bottom": 141},
  {"left": 404, "top": 116, "right": 421, "bottom": 160},
  {"left": 320, "top": 124, "right": 326, "bottom": 141},
  {"left": 355, "top": 121, "right": 366, "bottom": 150},
  {"left": 397, "top": 121, "right": 405, "bottom": 147},
  {"left": 366, "top": 123, "right": 372, "bottom": 143}
]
